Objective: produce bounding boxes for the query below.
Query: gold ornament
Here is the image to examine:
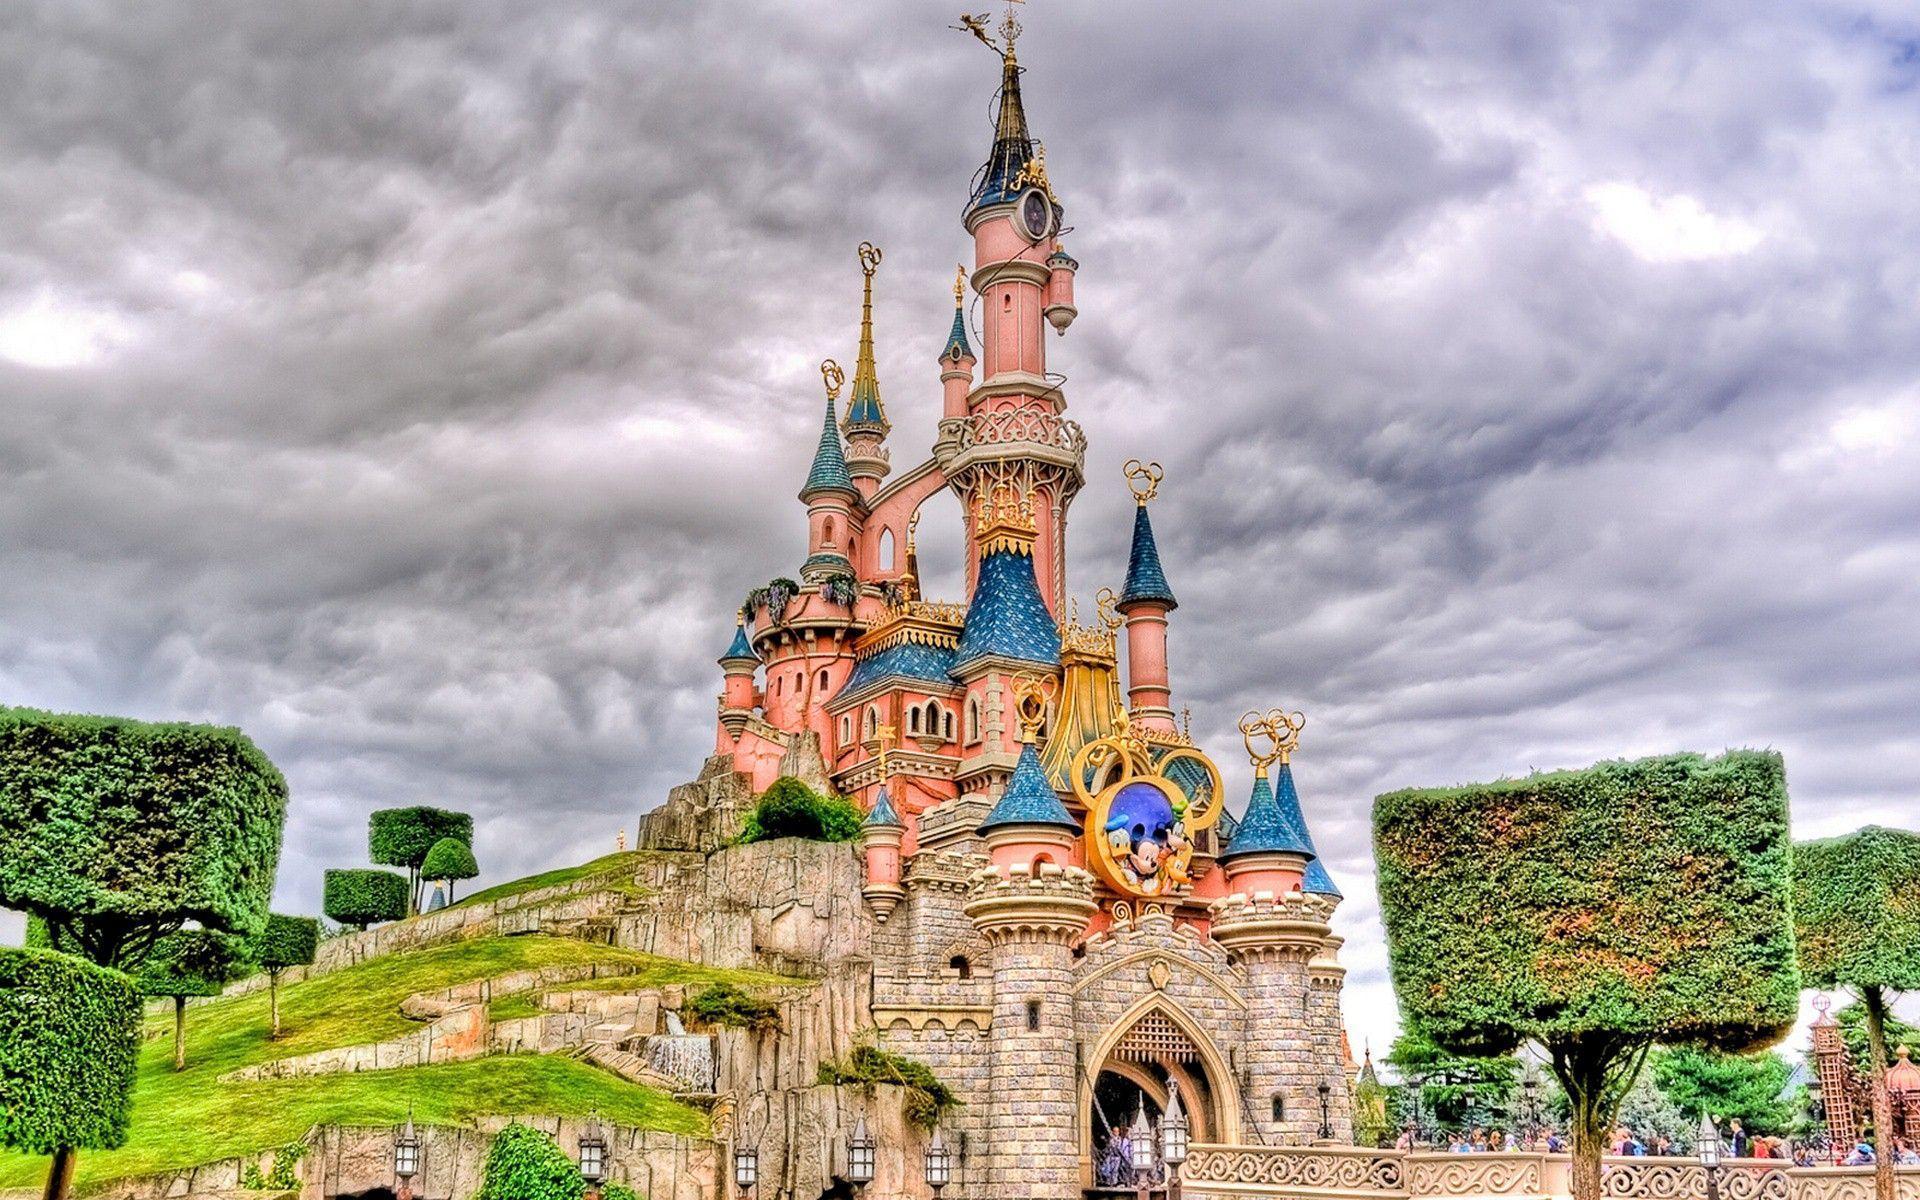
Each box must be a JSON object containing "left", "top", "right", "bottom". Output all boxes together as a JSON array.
[{"left": 1123, "top": 459, "right": 1164, "bottom": 506}]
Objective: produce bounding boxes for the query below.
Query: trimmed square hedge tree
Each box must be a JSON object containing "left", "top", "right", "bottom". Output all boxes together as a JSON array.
[
  {"left": 322, "top": 868, "right": 409, "bottom": 930},
  {"left": 1375, "top": 751, "right": 1798, "bottom": 1200},
  {"left": 0, "top": 947, "right": 142, "bottom": 1196},
  {"left": 0, "top": 707, "right": 288, "bottom": 970},
  {"left": 370, "top": 806, "right": 473, "bottom": 912}
]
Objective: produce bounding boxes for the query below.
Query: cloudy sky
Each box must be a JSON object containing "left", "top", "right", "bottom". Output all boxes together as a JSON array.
[{"left": 4, "top": 0, "right": 1920, "bottom": 1055}]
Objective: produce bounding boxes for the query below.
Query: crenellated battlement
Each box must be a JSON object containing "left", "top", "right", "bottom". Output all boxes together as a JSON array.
[
  {"left": 963, "top": 860, "right": 1097, "bottom": 943},
  {"left": 1207, "top": 889, "right": 1336, "bottom": 961}
]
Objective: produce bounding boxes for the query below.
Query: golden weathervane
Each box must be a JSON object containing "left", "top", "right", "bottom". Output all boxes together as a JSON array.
[{"left": 953, "top": 0, "right": 1024, "bottom": 58}]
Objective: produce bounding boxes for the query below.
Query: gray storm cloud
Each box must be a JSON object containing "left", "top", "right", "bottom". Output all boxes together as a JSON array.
[{"left": 3, "top": 0, "right": 1919, "bottom": 1052}]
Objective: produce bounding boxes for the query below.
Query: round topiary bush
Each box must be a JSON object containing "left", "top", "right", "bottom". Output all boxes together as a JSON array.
[
  {"left": 476, "top": 1124, "right": 585, "bottom": 1200},
  {"left": 420, "top": 837, "right": 479, "bottom": 902},
  {"left": 738, "top": 777, "right": 863, "bottom": 845}
]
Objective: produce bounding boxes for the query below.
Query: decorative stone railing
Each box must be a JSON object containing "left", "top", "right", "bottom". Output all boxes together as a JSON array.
[
  {"left": 1181, "top": 1150, "right": 1920, "bottom": 1200},
  {"left": 938, "top": 410, "right": 1087, "bottom": 457}
]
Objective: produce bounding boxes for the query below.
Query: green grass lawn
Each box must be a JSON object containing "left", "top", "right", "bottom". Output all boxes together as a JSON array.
[
  {"left": 0, "top": 935, "right": 707, "bottom": 1191},
  {"left": 451, "top": 850, "right": 660, "bottom": 910},
  {"left": 487, "top": 956, "right": 815, "bottom": 1021}
]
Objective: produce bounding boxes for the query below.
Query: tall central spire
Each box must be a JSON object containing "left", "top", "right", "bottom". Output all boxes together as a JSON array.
[
  {"left": 842, "top": 242, "right": 888, "bottom": 437},
  {"left": 968, "top": 31, "right": 1035, "bottom": 212}
]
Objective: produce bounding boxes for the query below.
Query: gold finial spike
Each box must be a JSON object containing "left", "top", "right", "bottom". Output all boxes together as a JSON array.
[
  {"left": 953, "top": 264, "right": 967, "bottom": 308},
  {"left": 1014, "top": 676, "right": 1051, "bottom": 744},
  {"left": 906, "top": 508, "right": 921, "bottom": 554},
  {"left": 868, "top": 721, "right": 898, "bottom": 778},
  {"left": 820, "top": 359, "right": 844, "bottom": 402},
  {"left": 1123, "top": 459, "right": 1164, "bottom": 506},
  {"left": 1239, "top": 708, "right": 1306, "bottom": 777},
  {"left": 999, "top": 0, "right": 1025, "bottom": 56}
]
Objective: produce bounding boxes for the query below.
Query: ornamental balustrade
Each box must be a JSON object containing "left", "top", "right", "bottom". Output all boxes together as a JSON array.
[
  {"left": 1178, "top": 1149, "right": 1917, "bottom": 1200},
  {"left": 938, "top": 409, "right": 1088, "bottom": 457}
]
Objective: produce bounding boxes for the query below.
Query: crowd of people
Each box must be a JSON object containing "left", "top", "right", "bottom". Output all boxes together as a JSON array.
[{"left": 1389, "top": 1117, "right": 1920, "bottom": 1165}]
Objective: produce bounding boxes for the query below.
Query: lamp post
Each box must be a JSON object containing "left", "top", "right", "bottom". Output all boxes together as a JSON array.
[
  {"left": 845, "top": 1117, "right": 875, "bottom": 1193},
  {"left": 925, "top": 1128, "right": 951, "bottom": 1200},
  {"left": 393, "top": 1109, "right": 421, "bottom": 1200},
  {"left": 1130, "top": 1104, "right": 1157, "bottom": 1200},
  {"left": 1162, "top": 1089, "right": 1190, "bottom": 1200},
  {"left": 1697, "top": 1113, "right": 1722, "bottom": 1200},
  {"left": 1523, "top": 1078, "right": 1541, "bottom": 1149},
  {"left": 1318, "top": 1081, "right": 1335, "bottom": 1142},
  {"left": 733, "top": 1145, "right": 759, "bottom": 1200},
  {"left": 579, "top": 1110, "right": 608, "bottom": 1200}
]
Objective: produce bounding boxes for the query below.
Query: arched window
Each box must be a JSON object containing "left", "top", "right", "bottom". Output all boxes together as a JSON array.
[
  {"left": 1272, "top": 1095, "right": 1285, "bottom": 1122},
  {"left": 923, "top": 700, "right": 942, "bottom": 737},
  {"left": 823, "top": 515, "right": 837, "bottom": 546},
  {"left": 817, "top": 669, "right": 829, "bottom": 692},
  {"left": 878, "top": 527, "right": 896, "bottom": 570},
  {"left": 965, "top": 697, "right": 982, "bottom": 744},
  {"left": 864, "top": 707, "right": 880, "bottom": 740},
  {"left": 942, "top": 707, "right": 955, "bottom": 740},
  {"left": 840, "top": 715, "right": 852, "bottom": 744},
  {"left": 948, "top": 955, "right": 972, "bottom": 980},
  {"left": 772, "top": 675, "right": 782, "bottom": 697},
  {"left": 1025, "top": 999, "right": 1042, "bottom": 1032},
  {"left": 909, "top": 707, "right": 922, "bottom": 734}
]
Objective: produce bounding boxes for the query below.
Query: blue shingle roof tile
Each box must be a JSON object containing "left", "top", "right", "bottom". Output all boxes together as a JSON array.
[
  {"left": 942, "top": 306, "right": 972, "bottom": 362},
  {"left": 800, "top": 396, "right": 857, "bottom": 500},
  {"left": 979, "top": 741, "right": 1079, "bottom": 832},
  {"left": 1119, "top": 504, "right": 1177, "bottom": 610},
  {"left": 953, "top": 549, "right": 1061, "bottom": 672},
  {"left": 864, "top": 785, "right": 903, "bottom": 829},
  {"left": 1303, "top": 855, "right": 1342, "bottom": 898},
  {"left": 840, "top": 642, "right": 957, "bottom": 695},
  {"left": 720, "top": 621, "right": 758, "bottom": 664},
  {"left": 1221, "top": 763, "right": 1316, "bottom": 862}
]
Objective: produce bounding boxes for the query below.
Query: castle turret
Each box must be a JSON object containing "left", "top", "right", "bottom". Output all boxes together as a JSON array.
[
  {"left": 860, "top": 780, "right": 906, "bottom": 923},
  {"left": 799, "top": 360, "right": 862, "bottom": 585},
  {"left": 841, "top": 243, "right": 892, "bottom": 496},
  {"left": 716, "top": 614, "right": 760, "bottom": 745},
  {"left": 1044, "top": 245, "right": 1077, "bottom": 334},
  {"left": 977, "top": 682, "right": 1080, "bottom": 873},
  {"left": 1117, "top": 461, "right": 1177, "bottom": 733},
  {"left": 1219, "top": 762, "right": 1314, "bottom": 898},
  {"left": 939, "top": 265, "right": 976, "bottom": 420}
]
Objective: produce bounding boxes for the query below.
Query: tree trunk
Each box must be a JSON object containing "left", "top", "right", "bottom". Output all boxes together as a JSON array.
[
  {"left": 408, "top": 866, "right": 420, "bottom": 916},
  {"left": 173, "top": 996, "right": 187, "bottom": 1071},
  {"left": 269, "top": 969, "right": 282, "bottom": 1040},
  {"left": 1865, "top": 985, "right": 1895, "bottom": 1200},
  {"left": 42, "top": 1146, "right": 76, "bottom": 1200},
  {"left": 1551, "top": 1037, "right": 1650, "bottom": 1200}
]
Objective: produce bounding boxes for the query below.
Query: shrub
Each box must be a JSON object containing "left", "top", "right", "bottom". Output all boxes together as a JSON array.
[
  {"left": 1374, "top": 751, "right": 1797, "bottom": 1200},
  {"left": 687, "top": 983, "right": 782, "bottom": 1032},
  {"left": 0, "top": 947, "right": 141, "bottom": 1163},
  {"left": 737, "top": 777, "right": 863, "bottom": 845},
  {"left": 421, "top": 837, "right": 479, "bottom": 903},
  {"left": 321, "top": 869, "right": 408, "bottom": 930},
  {"left": 476, "top": 1124, "right": 585, "bottom": 1200},
  {"left": 602, "top": 1186, "right": 640, "bottom": 1200},
  {"left": 241, "top": 1142, "right": 306, "bottom": 1191},
  {"left": 370, "top": 807, "right": 473, "bottom": 913},
  {"left": 818, "top": 1044, "right": 960, "bottom": 1129},
  {"left": 0, "top": 707, "right": 288, "bottom": 970},
  {"left": 136, "top": 930, "right": 247, "bottom": 1071}
]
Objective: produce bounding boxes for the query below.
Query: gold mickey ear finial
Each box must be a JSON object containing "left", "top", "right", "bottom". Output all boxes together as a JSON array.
[
  {"left": 858, "top": 241, "right": 883, "bottom": 278},
  {"left": 1014, "top": 676, "right": 1052, "bottom": 744},
  {"left": 1124, "top": 459, "right": 1165, "bottom": 506},
  {"left": 820, "top": 359, "right": 844, "bottom": 401},
  {"left": 1239, "top": 708, "right": 1306, "bottom": 777}
]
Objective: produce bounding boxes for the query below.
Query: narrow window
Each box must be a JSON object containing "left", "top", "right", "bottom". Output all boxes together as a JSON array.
[
  {"left": 817, "top": 669, "right": 829, "bottom": 691},
  {"left": 910, "top": 708, "right": 922, "bottom": 734},
  {"left": 879, "top": 527, "right": 896, "bottom": 570},
  {"left": 965, "top": 698, "right": 982, "bottom": 744},
  {"left": 1272, "top": 1095, "right": 1285, "bottom": 1122},
  {"left": 1026, "top": 999, "right": 1042, "bottom": 1032},
  {"left": 949, "top": 955, "right": 972, "bottom": 980}
]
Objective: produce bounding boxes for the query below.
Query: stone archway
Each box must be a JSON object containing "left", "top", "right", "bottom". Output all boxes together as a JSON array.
[{"left": 1081, "top": 996, "right": 1243, "bottom": 1189}]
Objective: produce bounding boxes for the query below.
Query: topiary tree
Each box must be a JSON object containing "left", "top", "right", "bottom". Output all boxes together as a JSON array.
[
  {"left": 250, "top": 913, "right": 320, "bottom": 1040},
  {"left": 476, "top": 1123, "right": 586, "bottom": 1200},
  {"left": 0, "top": 947, "right": 141, "bottom": 1200},
  {"left": 134, "top": 930, "right": 246, "bottom": 1071},
  {"left": 0, "top": 707, "right": 288, "bottom": 970},
  {"left": 369, "top": 807, "right": 472, "bottom": 914},
  {"left": 1793, "top": 826, "right": 1920, "bottom": 1200},
  {"left": 1650, "top": 1046, "right": 1794, "bottom": 1137},
  {"left": 322, "top": 869, "right": 408, "bottom": 931},
  {"left": 419, "top": 837, "right": 479, "bottom": 904},
  {"left": 1374, "top": 751, "right": 1798, "bottom": 1200},
  {"left": 737, "top": 777, "right": 863, "bottom": 845}
]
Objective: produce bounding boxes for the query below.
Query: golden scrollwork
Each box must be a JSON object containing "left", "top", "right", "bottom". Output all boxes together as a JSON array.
[
  {"left": 858, "top": 241, "right": 883, "bottom": 278},
  {"left": 1238, "top": 707, "right": 1306, "bottom": 777},
  {"left": 820, "top": 358, "right": 845, "bottom": 401},
  {"left": 1013, "top": 675, "right": 1054, "bottom": 743},
  {"left": 1094, "top": 586, "right": 1122, "bottom": 632},
  {"left": 1123, "top": 459, "right": 1165, "bottom": 505}
]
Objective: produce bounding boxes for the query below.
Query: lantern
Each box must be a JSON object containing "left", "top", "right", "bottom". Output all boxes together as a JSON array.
[
  {"left": 1162, "top": 1088, "right": 1190, "bottom": 1167},
  {"left": 734, "top": 1146, "right": 759, "bottom": 1194},
  {"left": 579, "top": 1110, "right": 608, "bottom": 1186},
  {"left": 924, "top": 1128, "right": 951, "bottom": 1198},
  {"left": 846, "top": 1117, "right": 875, "bottom": 1187}
]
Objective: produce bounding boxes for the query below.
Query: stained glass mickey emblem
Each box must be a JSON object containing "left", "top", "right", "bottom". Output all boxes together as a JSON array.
[{"left": 1071, "top": 715, "right": 1223, "bottom": 900}]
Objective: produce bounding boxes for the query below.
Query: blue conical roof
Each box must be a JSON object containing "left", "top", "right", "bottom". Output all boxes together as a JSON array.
[
  {"left": 969, "top": 52, "right": 1036, "bottom": 215},
  {"left": 1221, "top": 763, "right": 1316, "bottom": 862},
  {"left": 979, "top": 741, "right": 1078, "bottom": 832},
  {"left": 1119, "top": 504, "right": 1177, "bottom": 610},
  {"left": 953, "top": 548, "right": 1061, "bottom": 671},
  {"left": 1303, "top": 856, "right": 1342, "bottom": 898},
  {"left": 719, "top": 620, "right": 758, "bottom": 664},
  {"left": 800, "top": 395, "right": 857, "bottom": 500},
  {"left": 864, "top": 784, "right": 903, "bottom": 829},
  {"left": 941, "top": 306, "right": 973, "bottom": 362}
]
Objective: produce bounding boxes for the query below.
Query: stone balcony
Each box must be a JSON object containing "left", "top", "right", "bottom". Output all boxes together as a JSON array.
[{"left": 1178, "top": 1147, "right": 1920, "bottom": 1200}]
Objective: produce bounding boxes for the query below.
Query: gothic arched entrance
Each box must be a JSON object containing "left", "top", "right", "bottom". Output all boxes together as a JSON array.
[{"left": 1082, "top": 998, "right": 1242, "bottom": 1191}]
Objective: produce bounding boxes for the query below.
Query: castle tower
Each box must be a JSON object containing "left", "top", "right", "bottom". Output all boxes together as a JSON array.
[
  {"left": 860, "top": 778, "right": 906, "bottom": 922},
  {"left": 715, "top": 615, "right": 760, "bottom": 748},
  {"left": 939, "top": 265, "right": 976, "bottom": 421},
  {"left": 966, "top": 682, "right": 1095, "bottom": 1198},
  {"left": 842, "top": 243, "right": 892, "bottom": 497},
  {"left": 1116, "top": 461, "right": 1178, "bottom": 733},
  {"left": 1210, "top": 710, "right": 1346, "bottom": 1144},
  {"left": 937, "top": 18, "right": 1085, "bottom": 615},
  {"left": 799, "top": 361, "right": 862, "bottom": 586},
  {"left": 951, "top": 487, "right": 1062, "bottom": 801}
]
